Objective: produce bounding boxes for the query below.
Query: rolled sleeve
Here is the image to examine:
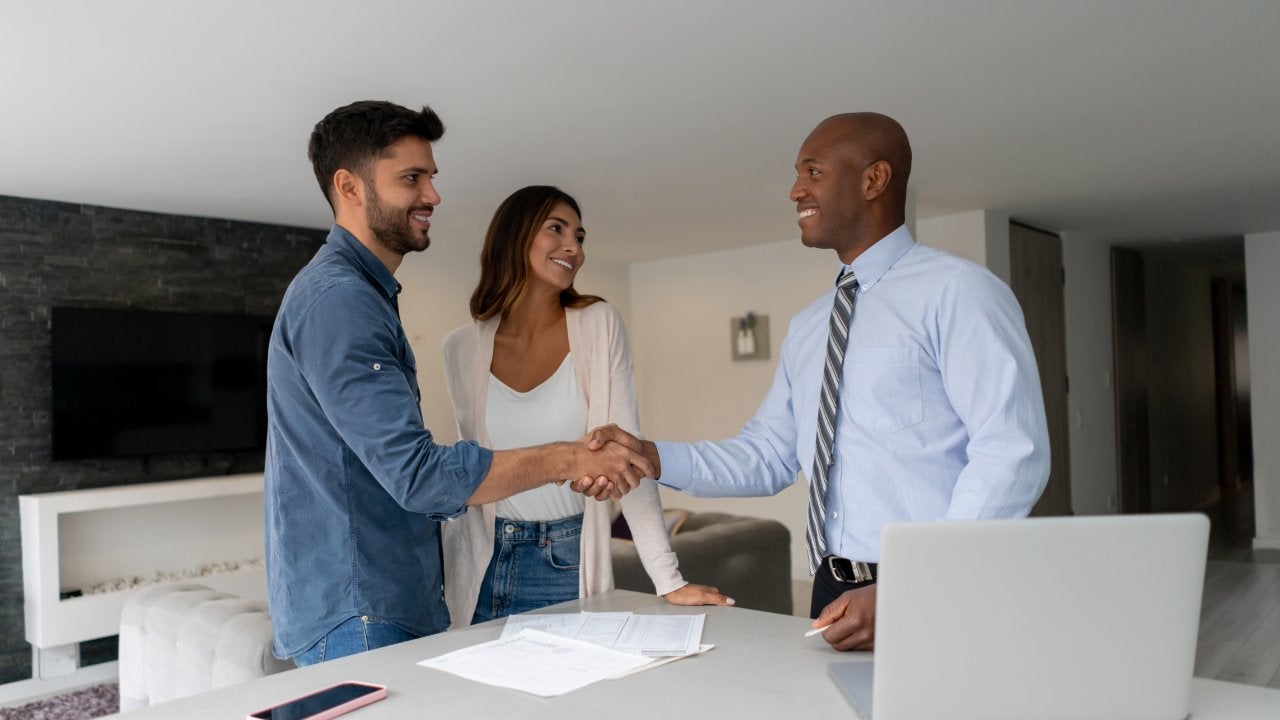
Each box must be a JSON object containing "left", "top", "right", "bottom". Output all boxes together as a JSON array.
[{"left": 294, "top": 281, "right": 490, "bottom": 518}]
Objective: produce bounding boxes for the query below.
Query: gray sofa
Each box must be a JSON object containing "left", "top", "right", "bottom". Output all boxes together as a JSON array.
[{"left": 611, "top": 511, "right": 792, "bottom": 615}]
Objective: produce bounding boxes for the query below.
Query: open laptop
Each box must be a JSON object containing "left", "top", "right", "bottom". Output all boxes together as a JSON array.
[{"left": 828, "top": 513, "right": 1209, "bottom": 720}]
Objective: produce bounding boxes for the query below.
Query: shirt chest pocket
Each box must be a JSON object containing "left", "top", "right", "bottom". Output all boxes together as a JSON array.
[{"left": 845, "top": 346, "right": 923, "bottom": 432}]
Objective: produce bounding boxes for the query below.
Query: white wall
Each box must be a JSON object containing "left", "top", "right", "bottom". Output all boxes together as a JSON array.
[
  {"left": 914, "top": 208, "right": 1011, "bottom": 282},
  {"left": 399, "top": 245, "right": 479, "bottom": 445},
  {"left": 576, "top": 257, "right": 634, "bottom": 330},
  {"left": 916, "top": 210, "right": 988, "bottom": 265},
  {"left": 628, "top": 238, "right": 833, "bottom": 580},
  {"left": 1245, "top": 231, "right": 1280, "bottom": 550},
  {"left": 1060, "top": 234, "right": 1119, "bottom": 514}
]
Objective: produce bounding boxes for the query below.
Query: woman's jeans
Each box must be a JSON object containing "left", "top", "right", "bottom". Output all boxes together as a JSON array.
[{"left": 471, "top": 515, "right": 583, "bottom": 624}]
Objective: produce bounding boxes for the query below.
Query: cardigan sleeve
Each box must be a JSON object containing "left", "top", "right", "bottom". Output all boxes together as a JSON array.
[
  {"left": 596, "top": 304, "right": 688, "bottom": 595},
  {"left": 441, "top": 323, "right": 479, "bottom": 442}
]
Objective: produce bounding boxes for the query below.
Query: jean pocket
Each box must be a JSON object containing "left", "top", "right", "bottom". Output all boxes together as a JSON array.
[
  {"left": 545, "top": 533, "right": 582, "bottom": 570},
  {"left": 847, "top": 346, "right": 923, "bottom": 432}
]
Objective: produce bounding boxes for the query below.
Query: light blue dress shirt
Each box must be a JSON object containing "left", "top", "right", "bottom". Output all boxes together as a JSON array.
[{"left": 656, "top": 226, "right": 1050, "bottom": 562}]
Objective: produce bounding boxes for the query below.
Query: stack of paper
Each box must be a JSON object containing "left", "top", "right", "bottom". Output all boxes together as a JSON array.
[
  {"left": 418, "top": 629, "right": 651, "bottom": 697},
  {"left": 500, "top": 611, "right": 705, "bottom": 657},
  {"left": 418, "top": 612, "right": 710, "bottom": 696}
]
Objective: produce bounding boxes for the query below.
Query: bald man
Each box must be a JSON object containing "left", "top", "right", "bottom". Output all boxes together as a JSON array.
[{"left": 590, "top": 113, "right": 1049, "bottom": 650}]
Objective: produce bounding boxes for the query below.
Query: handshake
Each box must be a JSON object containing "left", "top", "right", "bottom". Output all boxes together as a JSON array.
[{"left": 564, "top": 425, "right": 661, "bottom": 501}]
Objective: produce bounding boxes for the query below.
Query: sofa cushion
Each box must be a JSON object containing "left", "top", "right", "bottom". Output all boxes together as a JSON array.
[
  {"left": 118, "top": 583, "right": 291, "bottom": 711},
  {"left": 611, "top": 510, "right": 791, "bottom": 614}
]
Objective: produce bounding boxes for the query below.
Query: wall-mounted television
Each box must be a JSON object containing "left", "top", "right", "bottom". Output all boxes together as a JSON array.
[{"left": 50, "top": 307, "right": 274, "bottom": 460}]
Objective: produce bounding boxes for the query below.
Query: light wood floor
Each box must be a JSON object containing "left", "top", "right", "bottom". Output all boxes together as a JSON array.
[
  {"left": 1197, "top": 485, "right": 1280, "bottom": 688},
  {"left": 790, "top": 485, "right": 1280, "bottom": 689}
]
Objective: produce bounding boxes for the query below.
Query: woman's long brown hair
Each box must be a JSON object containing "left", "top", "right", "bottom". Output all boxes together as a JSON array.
[{"left": 469, "top": 185, "right": 604, "bottom": 321}]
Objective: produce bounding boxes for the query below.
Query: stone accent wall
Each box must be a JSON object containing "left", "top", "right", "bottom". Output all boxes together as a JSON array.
[{"left": 0, "top": 195, "right": 326, "bottom": 683}]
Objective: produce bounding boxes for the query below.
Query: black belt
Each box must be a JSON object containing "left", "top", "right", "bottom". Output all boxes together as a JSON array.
[{"left": 826, "top": 556, "right": 877, "bottom": 584}]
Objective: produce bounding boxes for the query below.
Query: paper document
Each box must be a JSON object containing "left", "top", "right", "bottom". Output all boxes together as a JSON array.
[
  {"left": 418, "top": 629, "right": 650, "bottom": 697},
  {"left": 501, "top": 611, "right": 705, "bottom": 657},
  {"left": 606, "top": 643, "right": 716, "bottom": 679}
]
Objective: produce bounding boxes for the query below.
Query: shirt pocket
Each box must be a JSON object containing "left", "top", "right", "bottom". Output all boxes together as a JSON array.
[{"left": 846, "top": 346, "right": 923, "bottom": 432}]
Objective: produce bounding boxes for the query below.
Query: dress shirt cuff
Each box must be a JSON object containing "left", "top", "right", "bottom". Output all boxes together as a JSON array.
[{"left": 653, "top": 441, "right": 695, "bottom": 491}]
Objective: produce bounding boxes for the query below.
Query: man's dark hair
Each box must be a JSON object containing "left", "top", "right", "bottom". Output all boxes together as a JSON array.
[{"left": 307, "top": 101, "right": 445, "bottom": 210}]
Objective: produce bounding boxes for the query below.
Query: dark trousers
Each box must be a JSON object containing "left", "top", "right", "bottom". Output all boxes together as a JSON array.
[{"left": 810, "top": 559, "right": 877, "bottom": 618}]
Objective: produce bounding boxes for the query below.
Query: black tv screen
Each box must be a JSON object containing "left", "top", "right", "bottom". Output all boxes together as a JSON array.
[{"left": 51, "top": 307, "right": 274, "bottom": 460}]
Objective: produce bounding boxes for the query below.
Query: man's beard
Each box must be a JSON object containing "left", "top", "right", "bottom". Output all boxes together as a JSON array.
[{"left": 366, "top": 182, "right": 430, "bottom": 256}]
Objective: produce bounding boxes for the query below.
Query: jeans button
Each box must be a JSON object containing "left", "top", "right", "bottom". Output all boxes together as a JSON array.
[
  {"left": 361, "top": 615, "right": 369, "bottom": 622},
  {"left": 505, "top": 525, "right": 515, "bottom": 534}
]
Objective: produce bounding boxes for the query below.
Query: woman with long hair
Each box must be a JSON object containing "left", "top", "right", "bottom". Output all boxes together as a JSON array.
[{"left": 441, "top": 185, "right": 732, "bottom": 624}]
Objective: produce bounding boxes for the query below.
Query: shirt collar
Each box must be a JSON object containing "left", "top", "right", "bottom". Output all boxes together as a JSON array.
[
  {"left": 837, "top": 224, "right": 915, "bottom": 291},
  {"left": 327, "top": 224, "right": 402, "bottom": 299}
]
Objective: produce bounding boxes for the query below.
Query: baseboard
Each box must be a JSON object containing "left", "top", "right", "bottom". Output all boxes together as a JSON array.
[
  {"left": 1253, "top": 536, "right": 1280, "bottom": 551},
  {"left": 1252, "top": 537, "right": 1280, "bottom": 563},
  {"left": 0, "top": 661, "right": 118, "bottom": 707}
]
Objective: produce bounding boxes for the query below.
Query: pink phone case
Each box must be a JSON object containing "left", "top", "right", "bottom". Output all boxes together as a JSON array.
[{"left": 247, "top": 681, "right": 387, "bottom": 720}]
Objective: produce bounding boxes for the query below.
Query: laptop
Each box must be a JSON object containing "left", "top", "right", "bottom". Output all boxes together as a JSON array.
[{"left": 828, "top": 513, "right": 1209, "bottom": 720}]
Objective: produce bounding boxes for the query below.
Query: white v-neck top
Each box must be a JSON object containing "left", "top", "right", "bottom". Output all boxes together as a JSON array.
[{"left": 487, "top": 353, "right": 588, "bottom": 521}]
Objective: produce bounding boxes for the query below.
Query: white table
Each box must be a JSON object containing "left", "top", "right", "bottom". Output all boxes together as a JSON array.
[{"left": 109, "top": 590, "right": 1280, "bottom": 719}]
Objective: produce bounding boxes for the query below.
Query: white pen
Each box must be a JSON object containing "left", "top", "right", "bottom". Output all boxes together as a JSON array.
[{"left": 804, "top": 624, "right": 832, "bottom": 637}]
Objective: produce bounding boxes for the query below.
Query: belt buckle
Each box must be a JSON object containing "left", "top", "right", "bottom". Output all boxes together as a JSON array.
[{"left": 827, "top": 556, "right": 873, "bottom": 584}]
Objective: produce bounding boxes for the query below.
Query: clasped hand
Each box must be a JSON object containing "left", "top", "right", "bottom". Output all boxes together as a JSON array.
[{"left": 565, "top": 431, "right": 653, "bottom": 501}]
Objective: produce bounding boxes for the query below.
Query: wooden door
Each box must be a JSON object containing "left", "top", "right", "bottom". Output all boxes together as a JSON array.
[
  {"left": 1009, "top": 222, "right": 1073, "bottom": 516},
  {"left": 1111, "top": 247, "right": 1151, "bottom": 513}
]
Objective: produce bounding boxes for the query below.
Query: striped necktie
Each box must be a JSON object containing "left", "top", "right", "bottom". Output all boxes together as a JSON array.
[{"left": 806, "top": 269, "right": 859, "bottom": 574}]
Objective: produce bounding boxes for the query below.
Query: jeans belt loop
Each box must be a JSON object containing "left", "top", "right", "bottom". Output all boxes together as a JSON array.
[{"left": 827, "top": 556, "right": 875, "bottom": 584}]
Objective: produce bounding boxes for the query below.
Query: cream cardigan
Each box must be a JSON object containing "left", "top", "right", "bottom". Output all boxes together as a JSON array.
[{"left": 440, "top": 301, "right": 685, "bottom": 627}]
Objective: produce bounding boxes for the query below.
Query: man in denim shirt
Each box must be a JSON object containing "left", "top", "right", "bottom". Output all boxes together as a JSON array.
[{"left": 266, "top": 101, "right": 650, "bottom": 666}]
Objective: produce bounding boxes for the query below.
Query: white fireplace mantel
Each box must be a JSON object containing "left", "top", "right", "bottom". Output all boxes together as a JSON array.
[{"left": 19, "top": 474, "right": 267, "bottom": 678}]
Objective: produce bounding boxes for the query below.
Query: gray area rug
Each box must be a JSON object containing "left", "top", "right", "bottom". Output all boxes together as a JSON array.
[{"left": 0, "top": 684, "right": 118, "bottom": 720}]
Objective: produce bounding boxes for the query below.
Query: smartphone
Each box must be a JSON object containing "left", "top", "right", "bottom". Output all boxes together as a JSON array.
[{"left": 247, "top": 681, "right": 387, "bottom": 720}]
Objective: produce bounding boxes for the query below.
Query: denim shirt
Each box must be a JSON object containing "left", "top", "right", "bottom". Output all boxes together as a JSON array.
[
  {"left": 656, "top": 226, "right": 1050, "bottom": 562},
  {"left": 264, "top": 225, "right": 491, "bottom": 657}
]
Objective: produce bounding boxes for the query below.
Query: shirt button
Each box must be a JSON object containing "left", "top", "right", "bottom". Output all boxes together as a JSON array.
[
  {"left": 831, "top": 511, "right": 838, "bottom": 519},
  {"left": 372, "top": 363, "right": 382, "bottom": 371}
]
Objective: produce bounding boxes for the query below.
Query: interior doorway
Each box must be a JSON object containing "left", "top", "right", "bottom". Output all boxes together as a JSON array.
[
  {"left": 1110, "top": 238, "right": 1249, "bottom": 517},
  {"left": 1211, "top": 278, "right": 1253, "bottom": 491}
]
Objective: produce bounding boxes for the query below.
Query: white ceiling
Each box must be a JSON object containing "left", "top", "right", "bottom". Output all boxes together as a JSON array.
[{"left": 2, "top": 1, "right": 1278, "bottom": 263}]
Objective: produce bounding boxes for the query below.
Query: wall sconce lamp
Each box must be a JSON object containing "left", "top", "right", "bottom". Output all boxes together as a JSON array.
[{"left": 730, "top": 312, "right": 770, "bottom": 361}]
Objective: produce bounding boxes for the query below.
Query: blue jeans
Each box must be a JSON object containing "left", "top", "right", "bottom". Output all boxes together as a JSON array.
[
  {"left": 292, "top": 615, "right": 419, "bottom": 667},
  {"left": 471, "top": 515, "right": 582, "bottom": 624}
]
